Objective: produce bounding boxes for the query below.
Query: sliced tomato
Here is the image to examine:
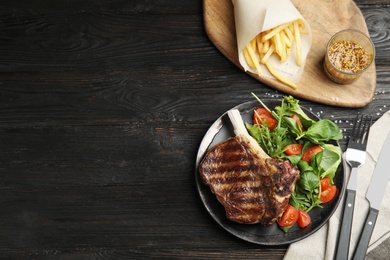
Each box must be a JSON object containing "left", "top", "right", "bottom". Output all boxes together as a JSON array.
[
  {"left": 292, "top": 114, "right": 304, "bottom": 130},
  {"left": 320, "top": 185, "right": 337, "bottom": 203},
  {"left": 297, "top": 210, "right": 311, "bottom": 228},
  {"left": 301, "top": 145, "right": 323, "bottom": 163},
  {"left": 320, "top": 177, "right": 331, "bottom": 191},
  {"left": 253, "top": 108, "right": 277, "bottom": 130},
  {"left": 284, "top": 144, "right": 303, "bottom": 155},
  {"left": 278, "top": 205, "right": 299, "bottom": 227},
  {"left": 254, "top": 108, "right": 272, "bottom": 118},
  {"left": 259, "top": 117, "right": 277, "bottom": 130}
]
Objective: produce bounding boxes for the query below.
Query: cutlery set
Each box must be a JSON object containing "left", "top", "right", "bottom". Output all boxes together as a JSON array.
[{"left": 335, "top": 115, "right": 390, "bottom": 260}]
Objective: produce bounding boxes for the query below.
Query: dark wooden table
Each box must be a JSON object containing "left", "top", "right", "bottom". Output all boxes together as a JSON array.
[{"left": 1, "top": 0, "right": 389, "bottom": 259}]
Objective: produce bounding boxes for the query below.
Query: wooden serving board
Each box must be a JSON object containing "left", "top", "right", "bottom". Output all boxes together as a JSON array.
[{"left": 203, "top": 0, "right": 376, "bottom": 107}]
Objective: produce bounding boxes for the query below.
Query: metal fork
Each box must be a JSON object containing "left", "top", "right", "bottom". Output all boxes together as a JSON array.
[{"left": 335, "top": 114, "right": 372, "bottom": 260}]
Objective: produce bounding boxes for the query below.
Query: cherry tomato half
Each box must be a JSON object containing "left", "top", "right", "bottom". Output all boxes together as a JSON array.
[
  {"left": 284, "top": 144, "right": 303, "bottom": 155},
  {"left": 320, "top": 177, "right": 331, "bottom": 191},
  {"left": 278, "top": 205, "right": 299, "bottom": 227},
  {"left": 320, "top": 185, "right": 337, "bottom": 203},
  {"left": 254, "top": 108, "right": 272, "bottom": 118},
  {"left": 301, "top": 145, "right": 323, "bottom": 163},
  {"left": 297, "top": 210, "right": 311, "bottom": 228},
  {"left": 292, "top": 114, "right": 304, "bottom": 130},
  {"left": 253, "top": 108, "right": 277, "bottom": 130}
]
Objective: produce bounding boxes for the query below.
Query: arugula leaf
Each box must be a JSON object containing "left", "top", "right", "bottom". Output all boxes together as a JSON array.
[
  {"left": 274, "top": 95, "right": 316, "bottom": 128},
  {"left": 246, "top": 122, "right": 290, "bottom": 158},
  {"left": 290, "top": 183, "right": 322, "bottom": 212},
  {"left": 290, "top": 191, "right": 311, "bottom": 210}
]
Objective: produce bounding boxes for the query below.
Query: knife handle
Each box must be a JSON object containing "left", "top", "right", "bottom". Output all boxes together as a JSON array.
[
  {"left": 351, "top": 208, "right": 379, "bottom": 260},
  {"left": 334, "top": 188, "right": 356, "bottom": 260}
]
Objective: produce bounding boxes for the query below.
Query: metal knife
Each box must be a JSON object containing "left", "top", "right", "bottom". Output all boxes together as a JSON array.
[{"left": 352, "top": 131, "right": 390, "bottom": 260}]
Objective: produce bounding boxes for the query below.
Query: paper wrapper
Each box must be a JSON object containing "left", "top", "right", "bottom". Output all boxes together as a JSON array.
[{"left": 232, "top": 0, "right": 312, "bottom": 83}]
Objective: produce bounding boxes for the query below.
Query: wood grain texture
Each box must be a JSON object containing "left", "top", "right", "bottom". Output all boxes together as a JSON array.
[
  {"left": 0, "top": 0, "right": 389, "bottom": 259},
  {"left": 203, "top": 0, "right": 377, "bottom": 107}
]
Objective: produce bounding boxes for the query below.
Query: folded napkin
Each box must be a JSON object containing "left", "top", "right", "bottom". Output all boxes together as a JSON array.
[{"left": 284, "top": 110, "right": 390, "bottom": 260}]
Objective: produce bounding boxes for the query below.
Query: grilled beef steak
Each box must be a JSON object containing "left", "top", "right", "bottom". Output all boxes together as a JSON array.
[{"left": 199, "top": 109, "right": 300, "bottom": 225}]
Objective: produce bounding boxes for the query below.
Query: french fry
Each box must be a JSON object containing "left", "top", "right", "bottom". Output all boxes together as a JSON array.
[
  {"left": 243, "top": 47, "right": 255, "bottom": 70},
  {"left": 256, "top": 34, "right": 263, "bottom": 56},
  {"left": 262, "top": 39, "right": 270, "bottom": 54},
  {"left": 261, "top": 43, "right": 275, "bottom": 64},
  {"left": 262, "top": 21, "right": 290, "bottom": 42},
  {"left": 274, "top": 33, "right": 283, "bottom": 59},
  {"left": 251, "top": 37, "right": 257, "bottom": 51},
  {"left": 265, "top": 62, "right": 297, "bottom": 89},
  {"left": 245, "top": 43, "right": 262, "bottom": 76},
  {"left": 284, "top": 27, "right": 294, "bottom": 43},
  {"left": 293, "top": 20, "right": 303, "bottom": 66},
  {"left": 281, "top": 42, "right": 287, "bottom": 63},
  {"left": 242, "top": 18, "right": 306, "bottom": 89},
  {"left": 286, "top": 46, "right": 292, "bottom": 56},
  {"left": 281, "top": 31, "right": 292, "bottom": 48},
  {"left": 298, "top": 19, "right": 306, "bottom": 31}
]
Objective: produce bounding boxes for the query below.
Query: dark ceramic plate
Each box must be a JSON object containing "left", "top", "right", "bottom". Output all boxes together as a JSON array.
[{"left": 195, "top": 100, "right": 345, "bottom": 245}]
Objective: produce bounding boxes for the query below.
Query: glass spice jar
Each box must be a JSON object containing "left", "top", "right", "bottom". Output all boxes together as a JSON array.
[{"left": 324, "top": 29, "right": 375, "bottom": 84}]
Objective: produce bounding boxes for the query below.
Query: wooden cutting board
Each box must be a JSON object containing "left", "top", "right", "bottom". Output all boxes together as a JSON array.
[{"left": 203, "top": 0, "right": 376, "bottom": 107}]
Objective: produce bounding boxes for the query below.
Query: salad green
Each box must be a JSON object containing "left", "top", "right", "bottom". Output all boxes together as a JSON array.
[{"left": 246, "top": 94, "right": 342, "bottom": 218}]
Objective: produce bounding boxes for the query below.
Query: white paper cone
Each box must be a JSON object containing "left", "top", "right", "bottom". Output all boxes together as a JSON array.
[{"left": 233, "top": 0, "right": 312, "bottom": 83}]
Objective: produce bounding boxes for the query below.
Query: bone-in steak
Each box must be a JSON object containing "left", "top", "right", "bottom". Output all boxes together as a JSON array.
[{"left": 198, "top": 109, "right": 300, "bottom": 225}]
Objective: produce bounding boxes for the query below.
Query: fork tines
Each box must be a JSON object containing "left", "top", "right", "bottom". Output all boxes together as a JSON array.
[{"left": 349, "top": 114, "right": 372, "bottom": 147}]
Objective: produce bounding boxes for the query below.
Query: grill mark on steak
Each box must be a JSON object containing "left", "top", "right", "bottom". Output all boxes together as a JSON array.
[{"left": 206, "top": 174, "right": 257, "bottom": 185}]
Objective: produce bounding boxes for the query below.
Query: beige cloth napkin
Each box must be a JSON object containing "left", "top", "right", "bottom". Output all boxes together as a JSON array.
[{"left": 284, "top": 110, "right": 390, "bottom": 260}]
